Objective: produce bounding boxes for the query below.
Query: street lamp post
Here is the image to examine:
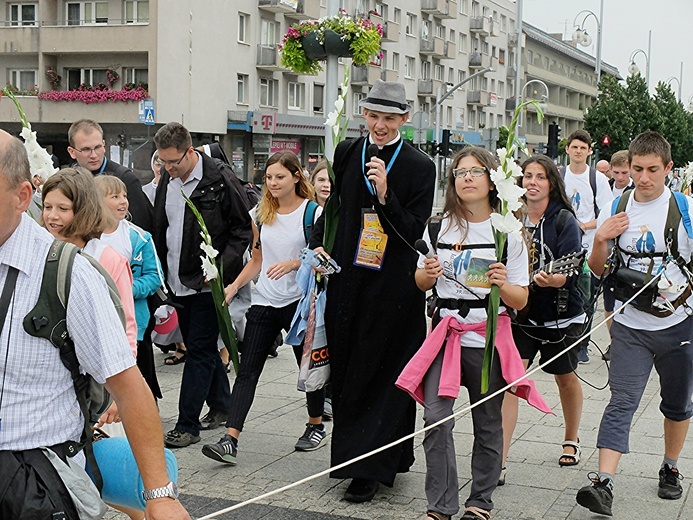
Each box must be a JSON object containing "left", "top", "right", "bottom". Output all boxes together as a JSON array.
[
  {"left": 628, "top": 31, "right": 652, "bottom": 90},
  {"left": 688, "top": 95, "right": 693, "bottom": 112},
  {"left": 666, "top": 76, "right": 682, "bottom": 102},
  {"left": 430, "top": 66, "right": 494, "bottom": 206},
  {"left": 572, "top": 0, "right": 604, "bottom": 84},
  {"left": 519, "top": 79, "right": 549, "bottom": 127}
]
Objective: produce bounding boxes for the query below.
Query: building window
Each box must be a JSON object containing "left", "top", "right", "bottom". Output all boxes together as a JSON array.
[
  {"left": 405, "top": 13, "right": 415, "bottom": 35},
  {"left": 67, "top": 68, "right": 108, "bottom": 89},
  {"left": 459, "top": 0, "right": 468, "bottom": 15},
  {"left": 421, "top": 60, "right": 431, "bottom": 80},
  {"left": 123, "top": 67, "right": 147, "bottom": 87},
  {"left": 481, "top": 77, "right": 488, "bottom": 90},
  {"left": 457, "top": 70, "right": 466, "bottom": 84},
  {"left": 468, "top": 109, "right": 475, "bottom": 128},
  {"left": 260, "top": 19, "right": 277, "bottom": 45},
  {"left": 433, "top": 64, "right": 444, "bottom": 81},
  {"left": 499, "top": 49, "right": 505, "bottom": 64},
  {"left": 501, "top": 14, "right": 507, "bottom": 32},
  {"left": 420, "top": 101, "right": 430, "bottom": 114},
  {"left": 393, "top": 7, "right": 401, "bottom": 24},
  {"left": 313, "top": 84, "right": 324, "bottom": 113},
  {"left": 471, "top": 1, "right": 479, "bottom": 17},
  {"left": 481, "top": 41, "right": 489, "bottom": 54},
  {"left": 498, "top": 81, "right": 505, "bottom": 97},
  {"left": 448, "top": 67, "right": 454, "bottom": 83},
  {"left": 124, "top": 0, "right": 148, "bottom": 23},
  {"left": 421, "top": 19, "right": 430, "bottom": 40},
  {"left": 237, "top": 74, "right": 248, "bottom": 104},
  {"left": 9, "top": 3, "right": 37, "bottom": 26},
  {"left": 238, "top": 13, "right": 248, "bottom": 42},
  {"left": 392, "top": 52, "right": 399, "bottom": 71},
  {"left": 435, "top": 23, "right": 444, "bottom": 39},
  {"left": 353, "top": 92, "right": 366, "bottom": 116},
  {"left": 404, "top": 56, "right": 415, "bottom": 78},
  {"left": 66, "top": 2, "right": 108, "bottom": 25},
  {"left": 9, "top": 69, "right": 37, "bottom": 91},
  {"left": 447, "top": 106, "right": 452, "bottom": 126},
  {"left": 287, "top": 82, "right": 304, "bottom": 110},
  {"left": 259, "top": 77, "right": 277, "bottom": 107},
  {"left": 459, "top": 33, "right": 467, "bottom": 52}
]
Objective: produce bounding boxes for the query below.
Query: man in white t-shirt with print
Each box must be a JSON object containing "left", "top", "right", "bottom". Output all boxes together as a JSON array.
[
  {"left": 561, "top": 129, "right": 613, "bottom": 363},
  {"left": 609, "top": 150, "right": 633, "bottom": 198},
  {"left": 576, "top": 131, "right": 693, "bottom": 516}
]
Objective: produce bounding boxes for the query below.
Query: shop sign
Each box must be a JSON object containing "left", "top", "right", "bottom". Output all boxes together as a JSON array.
[{"left": 270, "top": 139, "right": 301, "bottom": 155}]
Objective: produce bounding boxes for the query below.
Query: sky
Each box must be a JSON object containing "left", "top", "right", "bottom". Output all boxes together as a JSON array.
[{"left": 522, "top": 0, "right": 692, "bottom": 108}]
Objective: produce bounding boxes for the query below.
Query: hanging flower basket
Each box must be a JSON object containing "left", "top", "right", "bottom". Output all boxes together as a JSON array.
[
  {"left": 301, "top": 31, "right": 327, "bottom": 61},
  {"left": 279, "top": 9, "right": 382, "bottom": 75}
]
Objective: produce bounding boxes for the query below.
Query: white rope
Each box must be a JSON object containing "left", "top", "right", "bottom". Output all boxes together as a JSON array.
[{"left": 197, "top": 270, "right": 667, "bottom": 519}]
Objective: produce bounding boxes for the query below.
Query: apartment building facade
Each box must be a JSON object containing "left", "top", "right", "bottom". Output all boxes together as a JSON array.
[{"left": 0, "top": 0, "right": 619, "bottom": 181}]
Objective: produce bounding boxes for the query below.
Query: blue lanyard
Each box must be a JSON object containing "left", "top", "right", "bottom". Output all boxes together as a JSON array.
[
  {"left": 98, "top": 157, "right": 108, "bottom": 174},
  {"left": 361, "top": 139, "right": 403, "bottom": 196}
]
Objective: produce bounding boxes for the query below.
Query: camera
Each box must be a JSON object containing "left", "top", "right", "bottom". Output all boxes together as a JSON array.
[{"left": 300, "top": 248, "right": 341, "bottom": 276}]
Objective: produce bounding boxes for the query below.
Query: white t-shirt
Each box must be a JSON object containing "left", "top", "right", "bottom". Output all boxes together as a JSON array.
[
  {"left": 597, "top": 187, "right": 693, "bottom": 331},
  {"left": 612, "top": 180, "right": 633, "bottom": 198},
  {"left": 100, "top": 220, "right": 132, "bottom": 262},
  {"left": 418, "top": 216, "right": 529, "bottom": 348},
  {"left": 563, "top": 165, "right": 613, "bottom": 252},
  {"left": 253, "top": 199, "right": 322, "bottom": 308}
]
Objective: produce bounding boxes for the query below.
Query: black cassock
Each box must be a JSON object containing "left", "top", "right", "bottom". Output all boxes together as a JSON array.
[{"left": 311, "top": 136, "right": 435, "bottom": 486}]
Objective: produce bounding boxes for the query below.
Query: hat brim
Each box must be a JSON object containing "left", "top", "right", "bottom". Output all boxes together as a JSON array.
[{"left": 358, "top": 100, "right": 411, "bottom": 115}]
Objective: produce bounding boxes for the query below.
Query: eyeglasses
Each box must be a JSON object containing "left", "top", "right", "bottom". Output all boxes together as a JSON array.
[
  {"left": 156, "top": 149, "right": 188, "bottom": 167},
  {"left": 452, "top": 167, "right": 487, "bottom": 179},
  {"left": 72, "top": 144, "right": 105, "bottom": 155}
]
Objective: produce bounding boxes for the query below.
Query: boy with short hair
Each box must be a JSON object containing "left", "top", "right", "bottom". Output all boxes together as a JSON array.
[
  {"left": 576, "top": 131, "right": 693, "bottom": 516},
  {"left": 561, "top": 129, "right": 613, "bottom": 363}
]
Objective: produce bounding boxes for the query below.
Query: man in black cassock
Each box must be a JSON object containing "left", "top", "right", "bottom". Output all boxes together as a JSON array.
[{"left": 310, "top": 80, "right": 435, "bottom": 502}]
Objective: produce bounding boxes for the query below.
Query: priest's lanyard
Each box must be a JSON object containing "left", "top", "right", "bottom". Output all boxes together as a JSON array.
[{"left": 361, "top": 139, "right": 404, "bottom": 198}]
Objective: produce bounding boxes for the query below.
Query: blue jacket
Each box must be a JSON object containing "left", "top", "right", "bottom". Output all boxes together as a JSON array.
[{"left": 127, "top": 222, "right": 164, "bottom": 340}]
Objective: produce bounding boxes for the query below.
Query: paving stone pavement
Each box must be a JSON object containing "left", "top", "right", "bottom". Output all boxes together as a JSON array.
[{"left": 105, "top": 305, "right": 693, "bottom": 520}]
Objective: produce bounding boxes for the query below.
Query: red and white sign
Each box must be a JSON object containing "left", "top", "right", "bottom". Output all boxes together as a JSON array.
[
  {"left": 270, "top": 139, "right": 301, "bottom": 155},
  {"left": 488, "top": 92, "right": 498, "bottom": 107},
  {"left": 252, "top": 111, "right": 277, "bottom": 134}
]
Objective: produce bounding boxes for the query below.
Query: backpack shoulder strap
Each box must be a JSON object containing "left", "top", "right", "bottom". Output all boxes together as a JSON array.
[
  {"left": 589, "top": 167, "right": 599, "bottom": 217},
  {"left": 558, "top": 166, "right": 566, "bottom": 179},
  {"left": 672, "top": 191, "right": 693, "bottom": 239},
  {"left": 303, "top": 200, "right": 319, "bottom": 245},
  {"left": 555, "top": 208, "right": 573, "bottom": 236},
  {"left": 427, "top": 217, "right": 443, "bottom": 252},
  {"left": 611, "top": 190, "right": 631, "bottom": 216}
]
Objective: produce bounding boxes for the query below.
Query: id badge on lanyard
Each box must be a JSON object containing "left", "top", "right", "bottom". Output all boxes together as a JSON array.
[{"left": 353, "top": 140, "right": 402, "bottom": 270}]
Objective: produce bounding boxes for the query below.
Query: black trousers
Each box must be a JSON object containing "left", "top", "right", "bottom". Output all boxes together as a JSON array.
[{"left": 226, "top": 301, "right": 325, "bottom": 431}]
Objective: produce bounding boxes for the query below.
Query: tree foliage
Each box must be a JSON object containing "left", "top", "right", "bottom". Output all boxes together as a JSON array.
[{"left": 585, "top": 73, "right": 693, "bottom": 167}]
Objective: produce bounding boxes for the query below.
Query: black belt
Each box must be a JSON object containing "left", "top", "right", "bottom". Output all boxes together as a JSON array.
[{"left": 435, "top": 296, "right": 489, "bottom": 318}]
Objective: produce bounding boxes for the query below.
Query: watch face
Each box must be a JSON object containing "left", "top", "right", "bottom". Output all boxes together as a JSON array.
[{"left": 170, "top": 481, "right": 179, "bottom": 498}]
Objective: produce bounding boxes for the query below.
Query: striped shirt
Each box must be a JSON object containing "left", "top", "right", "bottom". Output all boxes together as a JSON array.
[{"left": 0, "top": 214, "right": 134, "bottom": 451}]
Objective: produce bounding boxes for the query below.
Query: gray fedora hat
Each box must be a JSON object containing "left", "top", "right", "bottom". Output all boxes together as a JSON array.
[{"left": 358, "top": 80, "right": 411, "bottom": 114}]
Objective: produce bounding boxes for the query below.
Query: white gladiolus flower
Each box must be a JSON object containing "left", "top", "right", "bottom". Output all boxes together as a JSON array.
[
  {"left": 494, "top": 177, "right": 526, "bottom": 205},
  {"left": 200, "top": 242, "right": 218, "bottom": 259},
  {"left": 507, "top": 159, "right": 524, "bottom": 178},
  {"left": 490, "top": 212, "right": 523, "bottom": 241},
  {"left": 324, "top": 110, "right": 338, "bottom": 128},
  {"left": 334, "top": 96, "right": 344, "bottom": 113},
  {"left": 489, "top": 168, "right": 507, "bottom": 185},
  {"left": 201, "top": 256, "right": 219, "bottom": 281}
]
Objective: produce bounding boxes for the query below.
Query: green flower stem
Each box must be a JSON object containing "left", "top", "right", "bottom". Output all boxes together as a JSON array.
[
  {"left": 182, "top": 191, "right": 240, "bottom": 375},
  {"left": 2, "top": 87, "right": 30, "bottom": 128}
]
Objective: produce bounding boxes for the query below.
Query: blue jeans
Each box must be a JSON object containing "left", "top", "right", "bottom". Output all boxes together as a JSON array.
[{"left": 174, "top": 292, "right": 231, "bottom": 436}]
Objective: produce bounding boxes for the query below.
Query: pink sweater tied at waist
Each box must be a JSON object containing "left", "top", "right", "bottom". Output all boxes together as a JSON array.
[{"left": 396, "top": 314, "right": 553, "bottom": 414}]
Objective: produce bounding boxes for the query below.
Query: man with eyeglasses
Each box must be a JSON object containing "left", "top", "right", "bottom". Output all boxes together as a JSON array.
[
  {"left": 152, "top": 122, "right": 252, "bottom": 448},
  {"left": 67, "top": 119, "right": 153, "bottom": 231}
]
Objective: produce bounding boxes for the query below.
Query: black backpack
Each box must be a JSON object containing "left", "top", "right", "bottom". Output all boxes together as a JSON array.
[{"left": 22, "top": 240, "right": 126, "bottom": 492}]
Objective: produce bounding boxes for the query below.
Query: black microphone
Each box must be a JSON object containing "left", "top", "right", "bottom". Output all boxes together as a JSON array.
[
  {"left": 366, "top": 143, "right": 380, "bottom": 197},
  {"left": 415, "top": 239, "right": 434, "bottom": 259}
]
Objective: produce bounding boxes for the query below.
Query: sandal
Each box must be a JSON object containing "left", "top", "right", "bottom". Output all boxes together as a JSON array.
[
  {"left": 497, "top": 466, "right": 507, "bottom": 486},
  {"left": 164, "top": 347, "right": 187, "bottom": 365},
  {"left": 420, "top": 513, "right": 450, "bottom": 520},
  {"left": 559, "top": 439, "right": 581, "bottom": 467},
  {"left": 460, "top": 507, "right": 490, "bottom": 520}
]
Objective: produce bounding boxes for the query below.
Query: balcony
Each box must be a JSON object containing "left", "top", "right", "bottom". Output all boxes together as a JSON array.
[
  {"left": 286, "top": 0, "right": 320, "bottom": 20},
  {"left": 0, "top": 94, "right": 140, "bottom": 124},
  {"left": 506, "top": 65, "right": 516, "bottom": 78},
  {"left": 382, "top": 21, "right": 400, "bottom": 42},
  {"left": 508, "top": 32, "right": 518, "bottom": 46},
  {"left": 352, "top": 64, "right": 381, "bottom": 85},
  {"left": 381, "top": 69, "right": 398, "bottom": 82},
  {"left": 444, "top": 41, "right": 457, "bottom": 59},
  {"left": 490, "top": 18, "right": 500, "bottom": 37},
  {"left": 418, "top": 78, "right": 443, "bottom": 97},
  {"left": 421, "top": 0, "right": 457, "bottom": 19},
  {"left": 469, "top": 52, "right": 489, "bottom": 69},
  {"left": 0, "top": 25, "right": 39, "bottom": 53},
  {"left": 420, "top": 36, "right": 445, "bottom": 57},
  {"left": 470, "top": 16, "right": 491, "bottom": 35},
  {"left": 256, "top": 44, "right": 284, "bottom": 70},
  {"left": 506, "top": 98, "right": 517, "bottom": 111},
  {"left": 467, "top": 90, "right": 489, "bottom": 106},
  {"left": 258, "top": 0, "right": 297, "bottom": 14}
]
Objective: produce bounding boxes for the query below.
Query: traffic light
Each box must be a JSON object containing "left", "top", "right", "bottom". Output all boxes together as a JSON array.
[
  {"left": 602, "top": 135, "right": 611, "bottom": 147},
  {"left": 547, "top": 122, "right": 561, "bottom": 158},
  {"left": 440, "top": 129, "right": 451, "bottom": 157}
]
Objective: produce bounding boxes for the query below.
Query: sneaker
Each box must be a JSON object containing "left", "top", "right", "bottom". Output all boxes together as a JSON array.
[
  {"left": 201, "top": 434, "right": 238, "bottom": 465},
  {"left": 164, "top": 429, "right": 200, "bottom": 448},
  {"left": 200, "top": 409, "right": 228, "bottom": 430},
  {"left": 294, "top": 423, "right": 327, "bottom": 451},
  {"left": 576, "top": 472, "right": 613, "bottom": 516},
  {"left": 577, "top": 345, "right": 590, "bottom": 364},
  {"left": 658, "top": 464, "right": 684, "bottom": 499},
  {"left": 322, "top": 398, "right": 333, "bottom": 422},
  {"left": 268, "top": 334, "right": 282, "bottom": 358}
]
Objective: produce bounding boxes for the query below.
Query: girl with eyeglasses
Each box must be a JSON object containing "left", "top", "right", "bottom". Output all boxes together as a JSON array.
[{"left": 400, "top": 146, "right": 541, "bottom": 520}]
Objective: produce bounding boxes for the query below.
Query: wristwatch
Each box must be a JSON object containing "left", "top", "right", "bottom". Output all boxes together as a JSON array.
[{"left": 142, "top": 481, "right": 179, "bottom": 501}]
